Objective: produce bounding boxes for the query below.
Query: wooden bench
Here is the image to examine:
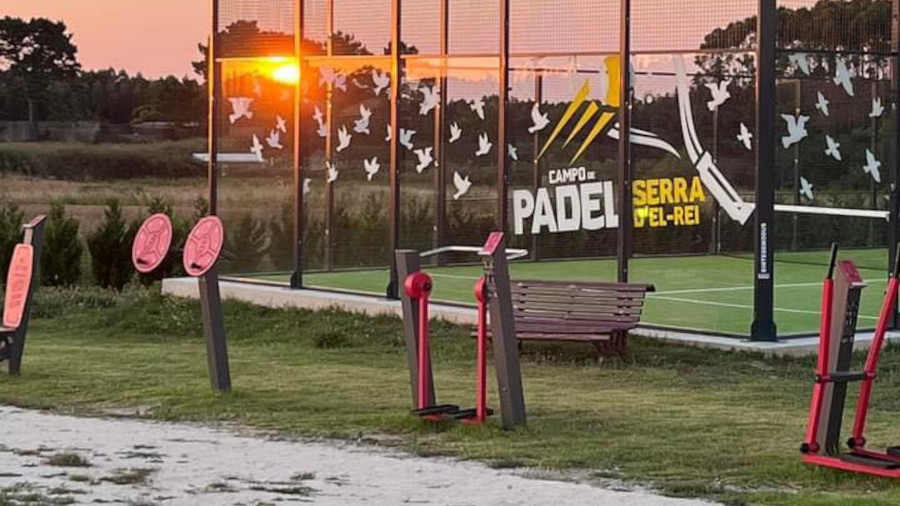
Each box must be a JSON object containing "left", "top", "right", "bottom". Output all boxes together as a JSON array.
[{"left": 506, "top": 279, "right": 655, "bottom": 357}]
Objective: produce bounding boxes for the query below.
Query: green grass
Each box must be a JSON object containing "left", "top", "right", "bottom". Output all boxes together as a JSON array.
[
  {"left": 5, "top": 288, "right": 900, "bottom": 504},
  {"left": 250, "top": 248, "right": 893, "bottom": 336}
]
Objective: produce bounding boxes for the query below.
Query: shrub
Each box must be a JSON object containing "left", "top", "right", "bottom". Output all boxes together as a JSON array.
[
  {"left": 226, "top": 213, "right": 268, "bottom": 273},
  {"left": 87, "top": 199, "right": 137, "bottom": 290},
  {"left": 41, "top": 203, "right": 84, "bottom": 287},
  {"left": 0, "top": 202, "right": 25, "bottom": 282}
]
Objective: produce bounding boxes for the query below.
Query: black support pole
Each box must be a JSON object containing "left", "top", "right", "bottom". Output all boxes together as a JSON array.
[
  {"left": 291, "top": 0, "right": 305, "bottom": 289},
  {"left": 324, "top": 0, "right": 335, "bottom": 272},
  {"left": 751, "top": 0, "right": 778, "bottom": 342},
  {"left": 208, "top": 0, "right": 220, "bottom": 215},
  {"left": 617, "top": 0, "right": 632, "bottom": 283},
  {"left": 890, "top": 0, "right": 900, "bottom": 328},
  {"left": 387, "top": 0, "right": 402, "bottom": 299},
  {"left": 434, "top": 0, "right": 449, "bottom": 263},
  {"left": 497, "top": 0, "right": 511, "bottom": 231}
]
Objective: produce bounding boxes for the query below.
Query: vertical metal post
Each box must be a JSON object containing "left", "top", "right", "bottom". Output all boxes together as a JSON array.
[
  {"left": 890, "top": 0, "right": 900, "bottom": 328},
  {"left": 387, "top": 0, "right": 402, "bottom": 299},
  {"left": 792, "top": 80, "right": 801, "bottom": 252},
  {"left": 199, "top": 267, "right": 231, "bottom": 393},
  {"left": 869, "top": 81, "right": 879, "bottom": 248},
  {"left": 6, "top": 216, "right": 46, "bottom": 377},
  {"left": 434, "top": 0, "right": 449, "bottom": 262},
  {"left": 208, "top": 0, "right": 221, "bottom": 215},
  {"left": 497, "top": 0, "right": 511, "bottom": 231},
  {"left": 395, "top": 250, "right": 435, "bottom": 407},
  {"left": 531, "top": 74, "right": 543, "bottom": 261},
  {"left": 617, "top": 0, "right": 633, "bottom": 283},
  {"left": 711, "top": 107, "right": 721, "bottom": 255},
  {"left": 751, "top": 0, "right": 778, "bottom": 342},
  {"left": 291, "top": 0, "right": 305, "bottom": 289},
  {"left": 324, "top": 0, "right": 335, "bottom": 271}
]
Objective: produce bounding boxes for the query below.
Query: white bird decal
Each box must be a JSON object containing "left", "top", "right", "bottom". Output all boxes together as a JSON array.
[
  {"left": 228, "top": 97, "right": 254, "bottom": 124},
  {"left": 453, "top": 171, "right": 472, "bottom": 200},
  {"left": 352, "top": 78, "right": 369, "bottom": 90},
  {"left": 372, "top": 69, "right": 390, "bottom": 97},
  {"left": 781, "top": 114, "right": 810, "bottom": 149},
  {"left": 313, "top": 106, "right": 327, "bottom": 138},
  {"left": 333, "top": 73, "right": 347, "bottom": 92},
  {"left": 863, "top": 149, "right": 882, "bottom": 183},
  {"left": 385, "top": 124, "right": 392, "bottom": 142},
  {"left": 737, "top": 123, "right": 753, "bottom": 151},
  {"left": 354, "top": 104, "right": 373, "bottom": 135},
  {"left": 303, "top": 178, "right": 311, "bottom": 197},
  {"left": 275, "top": 115, "right": 287, "bottom": 133},
  {"left": 364, "top": 157, "right": 380, "bottom": 181},
  {"left": 470, "top": 98, "right": 486, "bottom": 120},
  {"left": 799, "top": 177, "right": 814, "bottom": 201},
  {"left": 449, "top": 122, "right": 462, "bottom": 143},
  {"left": 266, "top": 129, "right": 284, "bottom": 150},
  {"left": 250, "top": 134, "right": 265, "bottom": 162},
  {"left": 788, "top": 53, "right": 810, "bottom": 75},
  {"left": 815, "top": 92, "right": 830, "bottom": 117},
  {"left": 528, "top": 104, "right": 550, "bottom": 133},
  {"left": 705, "top": 79, "right": 732, "bottom": 111},
  {"left": 834, "top": 58, "right": 854, "bottom": 97},
  {"left": 508, "top": 144, "right": 519, "bottom": 162},
  {"left": 319, "top": 67, "right": 336, "bottom": 87},
  {"left": 475, "top": 133, "right": 492, "bottom": 157},
  {"left": 336, "top": 125, "right": 352, "bottom": 152},
  {"left": 414, "top": 147, "right": 434, "bottom": 173},
  {"left": 870, "top": 97, "right": 885, "bottom": 118},
  {"left": 419, "top": 85, "right": 439, "bottom": 116},
  {"left": 399, "top": 129, "right": 416, "bottom": 151},
  {"left": 824, "top": 135, "right": 841, "bottom": 161},
  {"left": 326, "top": 161, "right": 339, "bottom": 183}
]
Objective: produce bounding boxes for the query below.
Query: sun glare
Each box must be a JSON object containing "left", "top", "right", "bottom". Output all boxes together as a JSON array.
[{"left": 271, "top": 62, "right": 300, "bottom": 84}]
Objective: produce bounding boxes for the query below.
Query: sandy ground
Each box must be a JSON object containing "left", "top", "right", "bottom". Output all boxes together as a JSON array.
[{"left": 1, "top": 406, "right": 715, "bottom": 506}]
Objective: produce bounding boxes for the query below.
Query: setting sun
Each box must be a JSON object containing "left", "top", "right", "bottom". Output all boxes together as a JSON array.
[{"left": 271, "top": 62, "right": 300, "bottom": 84}]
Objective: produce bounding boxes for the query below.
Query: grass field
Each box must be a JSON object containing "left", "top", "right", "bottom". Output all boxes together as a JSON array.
[
  {"left": 249, "top": 248, "right": 893, "bottom": 336},
  {"left": 5, "top": 288, "right": 900, "bottom": 505}
]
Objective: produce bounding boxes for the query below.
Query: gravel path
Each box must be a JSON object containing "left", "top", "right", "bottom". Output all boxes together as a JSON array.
[{"left": 1, "top": 406, "right": 714, "bottom": 505}]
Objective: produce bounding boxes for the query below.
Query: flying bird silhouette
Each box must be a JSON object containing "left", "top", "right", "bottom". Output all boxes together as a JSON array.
[
  {"left": 470, "top": 98, "right": 486, "bottom": 121},
  {"left": 352, "top": 78, "right": 369, "bottom": 90},
  {"left": 336, "top": 125, "right": 352, "bottom": 152},
  {"left": 333, "top": 73, "right": 347, "bottom": 92},
  {"left": 228, "top": 97, "right": 254, "bottom": 124},
  {"left": 863, "top": 149, "right": 882, "bottom": 183},
  {"left": 354, "top": 104, "right": 373, "bottom": 135},
  {"left": 453, "top": 171, "right": 472, "bottom": 200},
  {"left": 799, "top": 177, "right": 814, "bottom": 201},
  {"left": 529, "top": 104, "right": 550, "bottom": 133},
  {"left": 508, "top": 144, "right": 519, "bottom": 161},
  {"left": 788, "top": 53, "right": 811, "bottom": 75},
  {"left": 824, "top": 135, "right": 842, "bottom": 161},
  {"left": 364, "top": 157, "right": 380, "bottom": 181},
  {"left": 815, "top": 92, "right": 830, "bottom": 116},
  {"left": 419, "top": 85, "right": 439, "bottom": 116},
  {"left": 319, "top": 67, "right": 337, "bottom": 87},
  {"left": 449, "top": 122, "right": 462, "bottom": 143},
  {"left": 414, "top": 147, "right": 434, "bottom": 173},
  {"left": 833, "top": 58, "right": 854, "bottom": 97},
  {"left": 313, "top": 106, "right": 327, "bottom": 138},
  {"left": 275, "top": 115, "right": 287, "bottom": 133},
  {"left": 705, "top": 79, "right": 732, "bottom": 111},
  {"left": 399, "top": 129, "right": 416, "bottom": 151},
  {"left": 781, "top": 114, "right": 809, "bottom": 149},
  {"left": 737, "top": 123, "right": 753, "bottom": 151},
  {"left": 475, "top": 133, "right": 492, "bottom": 157},
  {"left": 303, "top": 178, "right": 311, "bottom": 196},
  {"left": 250, "top": 134, "right": 265, "bottom": 162},
  {"left": 372, "top": 69, "right": 390, "bottom": 97},
  {"left": 326, "top": 161, "right": 339, "bottom": 183},
  {"left": 870, "top": 97, "right": 885, "bottom": 118},
  {"left": 266, "top": 130, "right": 284, "bottom": 150},
  {"left": 385, "top": 124, "right": 392, "bottom": 142}
]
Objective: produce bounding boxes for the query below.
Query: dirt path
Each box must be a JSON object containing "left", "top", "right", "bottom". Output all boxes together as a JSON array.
[{"left": 1, "top": 406, "right": 714, "bottom": 505}]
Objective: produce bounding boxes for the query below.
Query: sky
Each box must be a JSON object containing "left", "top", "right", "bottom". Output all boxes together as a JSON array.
[{"left": 4, "top": 0, "right": 208, "bottom": 78}]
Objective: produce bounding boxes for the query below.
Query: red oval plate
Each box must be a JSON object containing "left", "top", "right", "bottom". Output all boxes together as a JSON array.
[
  {"left": 3, "top": 244, "right": 34, "bottom": 329},
  {"left": 183, "top": 216, "right": 225, "bottom": 277},
  {"left": 132, "top": 214, "right": 173, "bottom": 274}
]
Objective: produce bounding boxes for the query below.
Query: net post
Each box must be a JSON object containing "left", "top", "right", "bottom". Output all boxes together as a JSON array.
[
  {"left": 497, "top": 0, "right": 510, "bottom": 231},
  {"left": 291, "top": 0, "right": 305, "bottom": 290},
  {"left": 617, "top": 0, "right": 633, "bottom": 283},
  {"left": 386, "top": 0, "right": 402, "bottom": 300},
  {"left": 751, "top": 0, "right": 778, "bottom": 342},
  {"left": 207, "top": 0, "right": 220, "bottom": 216},
  {"left": 890, "top": 0, "right": 900, "bottom": 328}
]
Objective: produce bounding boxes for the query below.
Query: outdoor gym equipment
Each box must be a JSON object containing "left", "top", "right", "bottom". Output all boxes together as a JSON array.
[
  {"left": 396, "top": 232, "right": 527, "bottom": 430},
  {"left": 0, "top": 215, "right": 46, "bottom": 376},
  {"left": 132, "top": 214, "right": 231, "bottom": 393},
  {"left": 801, "top": 244, "right": 900, "bottom": 477}
]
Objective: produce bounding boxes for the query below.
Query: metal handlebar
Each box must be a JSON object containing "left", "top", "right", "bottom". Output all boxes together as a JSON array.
[{"left": 418, "top": 245, "right": 529, "bottom": 261}]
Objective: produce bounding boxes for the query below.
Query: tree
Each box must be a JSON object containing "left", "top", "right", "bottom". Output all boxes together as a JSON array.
[{"left": 0, "top": 17, "right": 80, "bottom": 137}]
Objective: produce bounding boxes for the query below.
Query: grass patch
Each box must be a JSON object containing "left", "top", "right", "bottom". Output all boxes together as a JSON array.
[
  {"left": 44, "top": 453, "right": 91, "bottom": 468},
  {"left": 290, "top": 472, "right": 316, "bottom": 482},
  {"left": 67, "top": 474, "right": 92, "bottom": 484},
  {"left": 8, "top": 289, "right": 900, "bottom": 504},
  {"left": 100, "top": 468, "right": 156, "bottom": 486}
]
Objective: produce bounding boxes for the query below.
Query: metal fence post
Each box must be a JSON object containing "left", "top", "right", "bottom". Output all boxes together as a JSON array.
[
  {"left": 497, "top": 0, "right": 510, "bottom": 231},
  {"left": 387, "top": 0, "right": 403, "bottom": 299},
  {"left": 208, "top": 0, "right": 220, "bottom": 215},
  {"left": 291, "top": 0, "right": 305, "bottom": 289},
  {"left": 617, "top": 0, "right": 633, "bottom": 283}
]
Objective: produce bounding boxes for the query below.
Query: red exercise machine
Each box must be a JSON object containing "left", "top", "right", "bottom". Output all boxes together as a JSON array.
[
  {"left": 404, "top": 272, "right": 492, "bottom": 423},
  {"left": 801, "top": 245, "right": 900, "bottom": 477}
]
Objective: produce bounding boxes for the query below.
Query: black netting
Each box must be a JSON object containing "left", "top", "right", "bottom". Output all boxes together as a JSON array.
[{"left": 217, "top": 0, "right": 295, "bottom": 59}]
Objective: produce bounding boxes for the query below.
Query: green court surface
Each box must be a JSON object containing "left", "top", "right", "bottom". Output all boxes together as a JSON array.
[{"left": 249, "top": 249, "right": 893, "bottom": 336}]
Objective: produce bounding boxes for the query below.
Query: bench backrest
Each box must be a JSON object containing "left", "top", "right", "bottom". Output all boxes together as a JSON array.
[
  {"left": 4, "top": 244, "right": 35, "bottom": 330},
  {"left": 510, "top": 280, "right": 654, "bottom": 326}
]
